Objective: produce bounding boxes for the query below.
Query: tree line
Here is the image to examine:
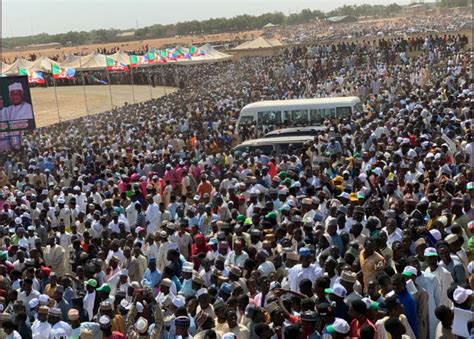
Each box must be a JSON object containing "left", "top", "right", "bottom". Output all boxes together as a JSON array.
[{"left": 3, "top": 3, "right": 407, "bottom": 49}]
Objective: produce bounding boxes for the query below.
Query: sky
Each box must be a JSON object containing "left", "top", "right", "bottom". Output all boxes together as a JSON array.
[{"left": 2, "top": 0, "right": 411, "bottom": 38}]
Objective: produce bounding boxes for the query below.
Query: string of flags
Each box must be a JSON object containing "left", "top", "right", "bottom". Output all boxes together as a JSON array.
[
  {"left": 14, "top": 46, "right": 207, "bottom": 80},
  {"left": 18, "top": 68, "right": 46, "bottom": 84}
]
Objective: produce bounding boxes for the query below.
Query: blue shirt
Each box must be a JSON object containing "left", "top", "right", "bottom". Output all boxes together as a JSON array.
[
  {"left": 396, "top": 288, "right": 418, "bottom": 338},
  {"left": 171, "top": 275, "right": 182, "bottom": 291},
  {"left": 180, "top": 279, "right": 194, "bottom": 297},
  {"left": 330, "top": 234, "right": 344, "bottom": 255},
  {"left": 142, "top": 268, "right": 161, "bottom": 289}
]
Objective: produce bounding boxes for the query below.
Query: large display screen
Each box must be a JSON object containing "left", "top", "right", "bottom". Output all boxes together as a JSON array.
[{"left": 0, "top": 75, "right": 36, "bottom": 132}]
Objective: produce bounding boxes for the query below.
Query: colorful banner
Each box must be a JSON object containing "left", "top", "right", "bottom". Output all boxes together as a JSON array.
[
  {"left": 106, "top": 57, "right": 129, "bottom": 72},
  {"left": 52, "top": 65, "right": 76, "bottom": 79},
  {"left": 18, "top": 68, "right": 45, "bottom": 84}
]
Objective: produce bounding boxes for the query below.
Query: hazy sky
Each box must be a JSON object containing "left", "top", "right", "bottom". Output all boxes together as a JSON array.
[{"left": 2, "top": 0, "right": 411, "bottom": 38}]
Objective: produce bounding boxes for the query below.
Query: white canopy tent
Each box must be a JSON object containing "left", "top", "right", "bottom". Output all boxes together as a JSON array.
[
  {"left": 28, "top": 56, "right": 59, "bottom": 73},
  {"left": 4, "top": 58, "right": 34, "bottom": 74},
  {"left": 173, "top": 44, "right": 232, "bottom": 65},
  {"left": 232, "top": 37, "right": 283, "bottom": 50},
  {"left": 79, "top": 53, "right": 107, "bottom": 70},
  {"left": 108, "top": 51, "right": 133, "bottom": 65},
  {"left": 1, "top": 44, "right": 233, "bottom": 73},
  {"left": 60, "top": 54, "right": 84, "bottom": 69},
  {"left": 1, "top": 62, "right": 10, "bottom": 74}
]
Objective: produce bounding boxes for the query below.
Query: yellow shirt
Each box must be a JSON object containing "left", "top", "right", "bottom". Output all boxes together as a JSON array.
[
  {"left": 43, "top": 284, "right": 57, "bottom": 298},
  {"left": 360, "top": 250, "right": 385, "bottom": 293}
]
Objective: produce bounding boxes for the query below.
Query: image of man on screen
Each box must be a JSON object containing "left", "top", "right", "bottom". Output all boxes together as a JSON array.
[
  {"left": 1, "top": 82, "right": 33, "bottom": 121},
  {"left": 0, "top": 96, "right": 5, "bottom": 119}
]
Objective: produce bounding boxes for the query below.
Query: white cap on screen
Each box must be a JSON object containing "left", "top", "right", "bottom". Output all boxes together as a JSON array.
[{"left": 8, "top": 82, "right": 23, "bottom": 92}]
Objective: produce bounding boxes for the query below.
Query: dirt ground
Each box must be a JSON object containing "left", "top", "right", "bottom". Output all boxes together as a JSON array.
[
  {"left": 2, "top": 30, "right": 262, "bottom": 61},
  {"left": 0, "top": 16, "right": 417, "bottom": 61},
  {"left": 30, "top": 85, "right": 176, "bottom": 127}
]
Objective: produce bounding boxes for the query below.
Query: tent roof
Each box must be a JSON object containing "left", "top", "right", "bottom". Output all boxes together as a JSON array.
[
  {"left": 175, "top": 44, "right": 232, "bottom": 64},
  {"left": 199, "top": 44, "right": 231, "bottom": 58},
  {"left": 1, "top": 62, "right": 10, "bottom": 74},
  {"left": 55, "top": 46, "right": 231, "bottom": 70},
  {"left": 80, "top": 53, "right": 107, "bottom": 70},
  {"left": 108, "top": 51, "right": 133, "bottom": 65},
  {"left": 326, "top": 16, "right": 357, "bottom": 23},
  {"left": 4, "top": 58, "right": 34, "bottom": 74},
  {"left": 60, "top": 54, "right": 84, "bottom": 69},
  {"left": 263, "top": 23, "right": 277, "bottom": 28},
  {"left": 232, "top": 37, "right": 283, "bottom": 50},
  {"left": 29, "top": 56, "right": 59, "bottom": 72}
]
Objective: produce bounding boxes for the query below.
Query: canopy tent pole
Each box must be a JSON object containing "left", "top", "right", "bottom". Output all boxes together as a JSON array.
[
  {"left": 78, "top": 56, "right": 90, "bottom": 116},
  {"left": 148, "top": 70, "right": 153, "bottom": 100},
  {"left": 106, "top": 67, "right": 114, "bottom": 109},
  {"left": 129, "top": 55, "right": 136, "bottom": 104},
  {"left": 52, "top": 77, "right": 61, "bottom": 123}
]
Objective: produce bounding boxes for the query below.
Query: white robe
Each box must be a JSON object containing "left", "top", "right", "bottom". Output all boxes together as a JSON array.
[
  {"left": 2, "top": 102, "right": 33, "bottom": 121},
  {"left": 83, "top": 291, "right": 96, "bottom": 321},
  {"left": 31, "top": 320, "right": 51, "bottom": 339},
  {"left": 145, "top": 202, "right": 161, "bottom": 235},
  {"left": 425, "top": 266, "right": 453, "bottom": 308},
  {"left": 416, "top": 272, "right": 442, "bottom": 339},
  {"left": 44, "top": 244, "right": 66, "bottom": 277},
  {"left": 288, "top": 263, "right": 322, "bottom": 292}
]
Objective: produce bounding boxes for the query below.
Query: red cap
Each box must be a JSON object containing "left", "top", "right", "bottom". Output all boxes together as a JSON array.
[{"left": 41, "top": 266, "right": 52, "bottom": 276}]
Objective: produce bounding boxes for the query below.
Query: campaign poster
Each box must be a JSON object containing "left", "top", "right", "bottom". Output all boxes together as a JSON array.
[
  {"left": 0, "top": 75, "right": 36, "bottom": 132},
  {"left": 0, "top": 131, "right": 22, "bottom": 152}
]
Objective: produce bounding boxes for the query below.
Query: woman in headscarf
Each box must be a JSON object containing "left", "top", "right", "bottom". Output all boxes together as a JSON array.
[{"left": 191, "top": 234, "right": 210, "bottom": 270}]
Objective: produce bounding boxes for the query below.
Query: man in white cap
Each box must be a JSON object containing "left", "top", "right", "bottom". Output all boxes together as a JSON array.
[
  {"left": 32, "top": 305, "right": 51, "bottom": 339},
  {"left": 326, "top": 317, "right": 350, "bottom": 337},
  {"left": 48, "top": 307, "right": 72, "bottom": 337},
  {"left": 424, "top": 247, "right": 453, "bottom": 307},
  {"left": 407, "top": 256, "right": 442, "bottom": 339},
  {"left": 99, "top": 314, "right": 125, "bottom": 339},
  {"left": 196, "top": 288, "right": 215, "bottom": 318},
  {"left": 126, "top": 295, "right": 163, "bottom": 339},
  {"left": 1, "top": 82, "right": 33, "bottom": 121},
  {"left": 453, "top": 286, "right": 473, "bottom": 309},
  {"left": 402, "top": 265, "right": 428, "bottom": 339}
]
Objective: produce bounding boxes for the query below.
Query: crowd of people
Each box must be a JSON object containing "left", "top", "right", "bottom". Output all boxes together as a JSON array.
[
  {"left": 283, "top": 15, "right": 472, "bottom": 44},
  {"left": 0, "top": 17, "right": 472, "bottom": 339}
]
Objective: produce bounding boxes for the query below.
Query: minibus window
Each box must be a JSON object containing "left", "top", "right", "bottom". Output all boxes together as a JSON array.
[
  {"left": 258, "top": 111, "right": 281, "bottom": 125},
  {"left": 291, "top": 110, "right": 309, "bottom": 125},
  {"left": 336, "top": 106, "right": 351, "bottom": 118}
]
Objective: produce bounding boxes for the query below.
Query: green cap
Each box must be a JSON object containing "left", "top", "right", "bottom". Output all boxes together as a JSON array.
[
  {"left": 244, "top": 218, "right": 252, "bottom": 226},
  {"left": 85, "top": 279, "right": 97, "bottom": 288},
  {"left": 324, "top": 288, "right": 333, "bottom": 294},
  {"left": 282, "top": 178, "right": 292, "bottom": 187},
  {"left": 236, "top": 215, "right": 245, "bottom": 222},
  {"left": 468, "top": 237, "right": 474, "bottom": 252},
  {"left": 326, "top": 325, "right": 337, "bottom": 334},
  {"left": 369, "top": 301, "right": 380, "bottom": 311},
  {"left": 96, "top": 283, "right": 111, "bottom": 293},
  {"left": 0, "top": 252, "right": 7, "bottom": 261},
  {"left": 467, "top": 182, "right": 474, "bottom": 190},
  {"left": 266, "top": 211, "right": 277, "bottom": 220},
  {"left": 277, "top": 171, "right": 287, "bottom": 179}
]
